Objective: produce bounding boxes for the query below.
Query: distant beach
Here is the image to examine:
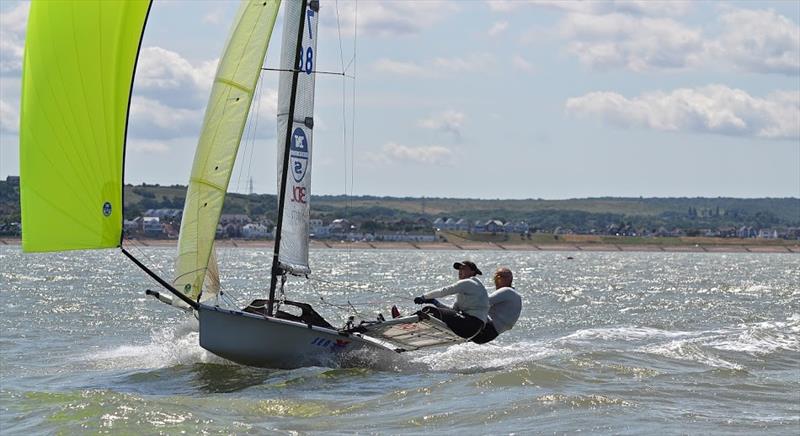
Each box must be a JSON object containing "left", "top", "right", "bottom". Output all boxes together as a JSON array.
[{"left": 2, "top": 237, "right": 797, "bottom": 253}]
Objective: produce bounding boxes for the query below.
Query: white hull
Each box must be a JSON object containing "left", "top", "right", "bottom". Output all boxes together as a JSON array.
[{"left": 198, "top": 304, "right": 399, "bottom": 368}]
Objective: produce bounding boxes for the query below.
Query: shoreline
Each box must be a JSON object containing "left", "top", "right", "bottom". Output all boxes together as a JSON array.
[{"left": 2, "top": 237, "right": 797, "bottom": 254}]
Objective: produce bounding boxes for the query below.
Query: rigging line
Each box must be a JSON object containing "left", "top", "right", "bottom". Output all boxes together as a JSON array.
[
  {"left": 243, "top": 71, "right": 264, "bottom": 194},
  {"left": 260, "top": 67, "right": 352, "bottom": 77},
  {"left": 121, "top": 237, "right": 171, "bottom": 281},
  {"left": 350, "top": 0, "right": 358, "bottom": 201}
]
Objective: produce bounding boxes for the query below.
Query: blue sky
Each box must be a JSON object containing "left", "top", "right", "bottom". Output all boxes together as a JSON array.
[{"left": 1, "top": 0, "right": 798, "bottom": 199}]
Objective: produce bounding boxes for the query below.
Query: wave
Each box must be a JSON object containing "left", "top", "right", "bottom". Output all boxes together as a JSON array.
[{"left": 87, "top": 319, "right": 229, "bottom": 370}]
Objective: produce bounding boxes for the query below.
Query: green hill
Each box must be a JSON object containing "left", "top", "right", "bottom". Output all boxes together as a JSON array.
[{"left": 1, "top": 179, "right": 798, "bottom": 234}]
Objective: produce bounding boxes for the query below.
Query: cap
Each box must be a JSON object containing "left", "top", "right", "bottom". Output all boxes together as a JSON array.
[{"left": 453, "top": 260, "right": 482, "bottom": 275}]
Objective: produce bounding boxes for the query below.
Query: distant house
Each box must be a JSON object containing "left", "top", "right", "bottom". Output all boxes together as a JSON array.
[
  {"left": 310, "top": 219, "right": 330, "bottom": 238},
  {"left": 220, "top": 214, "right": 251, "bottom": 225},
  {"left": 737, "top": 226, "right": 756, "bottom": 238},
  {"left": 329, "top": 219, "right": 353, "bottom": 233},
  {"left": 5, "top": 175, "right": 19, "bottom": 186},
  {"left": 143, "top": 208, "right": 181, "bottom": 220},
  {"left": 241, "top": 223, "right": 272, "bottom": 239},
  {"left": 757, "top": 229, "right": 778, "bottom": 239},
  {"left": 142, "top": 217, "right": 163, "bottom": 236}
]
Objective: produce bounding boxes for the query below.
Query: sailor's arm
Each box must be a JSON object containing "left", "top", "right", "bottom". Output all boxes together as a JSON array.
[{"left": 423, "top": 281, "right": 465, "bottom": 300}]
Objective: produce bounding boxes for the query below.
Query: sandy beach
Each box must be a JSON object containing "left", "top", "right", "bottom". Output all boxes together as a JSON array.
[{"left": 2, "top": 237, "right": 797, "bottom": 253}]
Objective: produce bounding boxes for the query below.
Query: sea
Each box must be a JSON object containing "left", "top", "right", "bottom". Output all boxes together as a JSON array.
[{"left": 1, "top": 245, "right": 798, "bottom": 435}]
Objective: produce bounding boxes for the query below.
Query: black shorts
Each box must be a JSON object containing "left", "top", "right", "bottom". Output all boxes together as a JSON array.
[
  {"left": 470, "top": 322, "right": 499, "bottom": 344},
  {"left": 421, "top": 306, "right": 484, "bottom": 339}
]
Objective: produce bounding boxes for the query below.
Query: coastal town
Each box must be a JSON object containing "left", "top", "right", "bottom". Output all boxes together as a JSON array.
[{"left": 1, "top": 177, "right": 798, "bottom": 248}]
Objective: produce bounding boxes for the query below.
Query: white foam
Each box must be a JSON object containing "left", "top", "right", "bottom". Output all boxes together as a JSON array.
[
  {"left": 408, "top": 340, "right": 561, "bottom": 372},
  {"left": 88, "top": 319, "right": 228, "bottom": 369}
]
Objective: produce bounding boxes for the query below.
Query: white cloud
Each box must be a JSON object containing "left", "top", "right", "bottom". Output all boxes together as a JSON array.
[
  {"left": 0, "top": 99, "right": 18, "bottom": 133},
  {"left": 323, "top": 1, "right": 458, "bottom": 37},
  {"left": 372, "top": 142, "right": 454, "bottom": 165},
  {"left": 512, "top": 56, "right": 536, "bottom": 73},
  {"left": 488, "top": 21, "right": 509, "bottom": 37},
  {"left": 433, "top": 53, "right": 495, "bottom": 73},
  {"left": 0, "top": 2, "right": 29, "bottom": 74},
  {"left": 372, "top": 58, "right": 429, "bottom": 77},
  {"left": 545, "top": 4, "right": 798, "bottom": 75},
  {"left": 488, "top": 0, "right": 691, "bottom": 16},
  {"left": 373, "top": 53, "right": 495, "bottom": 77},
  {"left": 136, "top": 46, "right": 217, "bottom": 94},
  {"left": 565, "top": 85, "right": 800, "bottom": 140},
  {"left": 560, "top": 13, "right": 704, "bottom": 72},
  {"left": 419, "top": 110, "right": 465, "bottom": 139},
  {"left": 129, "top": 97, "right": 203, "bottom": 138},
  {"left": 709, "top": 8, "right": 800, "bottom": 76},
  {"left": 202, "top": 8, "right": 224, "bottom": 25},
  {"left": 127, "top": 138, "right": 170, "bottom": 154}
]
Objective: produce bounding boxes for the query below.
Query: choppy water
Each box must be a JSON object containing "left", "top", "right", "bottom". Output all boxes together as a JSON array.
[{"left": 1, "top": 246, "right": 798, "bottom": 434}]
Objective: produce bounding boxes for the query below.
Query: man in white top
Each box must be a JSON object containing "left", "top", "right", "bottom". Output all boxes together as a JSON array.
[
  {"left": 413, "top": 260, "right": 489, "bottom": 339},
  {"left": 471, "top": 267, "right": 522, "bottom": 344}
]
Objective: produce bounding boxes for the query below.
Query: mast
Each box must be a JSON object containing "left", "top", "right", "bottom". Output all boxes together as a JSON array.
[{"left": 268, "top": 0, "right": 312, "bottom": 316}]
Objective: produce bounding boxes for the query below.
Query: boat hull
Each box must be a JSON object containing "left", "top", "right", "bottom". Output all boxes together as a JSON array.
[{"left": 198, "top": 304, "right": 397, "bottom": 368}]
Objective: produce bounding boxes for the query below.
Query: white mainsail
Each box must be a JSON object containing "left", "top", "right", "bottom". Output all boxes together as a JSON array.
[
  {"left": 276, "top": 0, "right": 319, "bottom": 276},
  {"left": 174, "top": 0, "right": 281, "bottom": 302}
]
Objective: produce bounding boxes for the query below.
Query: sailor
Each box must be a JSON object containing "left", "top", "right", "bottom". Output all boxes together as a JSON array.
[
  {"left": 470, "top": 267, "right": 522, "bottom": 344},
  {"left": 413, "top": 260, "right": 489, "bottom": 339}
]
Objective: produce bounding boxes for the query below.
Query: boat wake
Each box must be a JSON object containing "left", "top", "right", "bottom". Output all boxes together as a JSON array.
[{"left": 87, "top": 319, "right": 228, "bottom": 370}]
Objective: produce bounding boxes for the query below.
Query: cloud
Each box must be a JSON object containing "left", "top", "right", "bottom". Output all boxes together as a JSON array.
[
  {"left": 487, "top": 0, "right": 691, "bottom": 16},
  {"left": 322, "top": 1, "right": 458, "bottom": 37},
  {"left": 0, "top": 2, "right": 29, "bottom": 74},
  {"left": 370, "top": 142, "right": 454, "bottom": 165},
  {"left": 544, "top": 4, "right": 798, "bottom": 75},
  {"left": 488, "top": 21, "right": 509, "bottom": 37},
  {"left": 135, "top": 47, "right": 217, "bottom": 99},
  {"left": 512, "top": 56, "right": 536, "bottom": 73},
  {"left": 560, "top": 13, "right": 704, "bottom": 72},
  {"left": 419, "top": 110, "right": 465, "bottom": 140},
  {"left": 372, "top": 58, "right": 429, "bottom": 77},
  {"left": 433, "top": 53, "right": 495, "bottom": 73},
  {"left": 565, "top": 85, "right": 800, "bottom": 140},
  {"left": 709, "top": 8, "right": 800, "bottom": 76},
  {"left": 128, "top": 97, "right": 203, "bottom": 139},
  {"left": 127, "top": 138, "right": 171, "bottom": 154},
  {"left": 372, "top": 53, "right": 495, "bottom": 77},
  {"left": 0, "top": 99, "right": 18, "bottom": 133}
]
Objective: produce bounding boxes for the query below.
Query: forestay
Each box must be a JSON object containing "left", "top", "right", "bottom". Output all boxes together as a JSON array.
[
  {"left": 174, "top": 0, "right": 280, "bottom": 302},
  {"left": 19, "top": 0, "right": 151, "bottom": 253},
  {"left": 276, "top": 0, "right": 319, "bottom": 275}
]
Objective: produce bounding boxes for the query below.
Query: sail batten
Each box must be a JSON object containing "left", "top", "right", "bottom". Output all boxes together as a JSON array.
[
  {"left": 20, "top": 0, "right": 151, "bottom": 253},
  {"left": 174, "top": 0, "right": 281, "bottom": 301}
]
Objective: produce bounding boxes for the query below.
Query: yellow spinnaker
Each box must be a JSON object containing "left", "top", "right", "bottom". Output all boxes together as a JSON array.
[
  {"left": 174, "top": 0, "right": 281, "bottom": 301},
  {"left": 20, "top": 0, "right": 151, "bottom": 252}
]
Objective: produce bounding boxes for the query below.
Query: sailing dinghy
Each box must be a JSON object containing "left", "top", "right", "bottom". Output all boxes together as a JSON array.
[{"left": 20, "top": 0, "right": 467, "bottom": 369}]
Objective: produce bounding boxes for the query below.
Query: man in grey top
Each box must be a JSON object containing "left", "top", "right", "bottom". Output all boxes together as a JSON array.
[
  {"left": 413, "top": 260, "right": 489, "bottom": 339},
  {"left": 471, "top": 267, "right": 522, "bottom": 344}
]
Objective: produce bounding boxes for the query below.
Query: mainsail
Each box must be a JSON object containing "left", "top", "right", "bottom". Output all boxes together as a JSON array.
[
  {"left": 276, "top": 0, "right": 319, "bottom": 275},
  {"left": 19, "top": 0, "right": 151, "bottom": 252},
  {"left": 174, "top": 0, "right": 281, "bottom": 302}
]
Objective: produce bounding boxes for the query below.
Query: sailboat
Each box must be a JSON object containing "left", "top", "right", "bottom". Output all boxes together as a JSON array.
[{"left": 20, "top": 0, "right": 465, "bottom": 369}]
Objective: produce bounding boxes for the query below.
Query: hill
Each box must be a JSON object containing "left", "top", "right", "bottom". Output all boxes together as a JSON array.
[{"left": 1, "top": 179, "right": 798, "bottom": 235}]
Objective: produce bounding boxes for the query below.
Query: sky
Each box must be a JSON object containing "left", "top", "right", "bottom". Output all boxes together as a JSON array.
[{"left": 1, "top": 0, "right": 798, "bottom": 199}]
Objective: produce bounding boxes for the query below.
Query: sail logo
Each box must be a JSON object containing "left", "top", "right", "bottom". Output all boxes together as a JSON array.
[
  {"left": 290, "top": 127, "right": 309, "bottom": 183},
  {"left": 102, "top": 201, "right": 112, "bottom": 217}
]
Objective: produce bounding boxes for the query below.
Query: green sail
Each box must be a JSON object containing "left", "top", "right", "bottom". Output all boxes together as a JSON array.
[
  {"left": 19, "top": 0, "right": 151, "bottom": 252},
  {"left": 173, "top": 0, "right": 281, "bottom": 300}
]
